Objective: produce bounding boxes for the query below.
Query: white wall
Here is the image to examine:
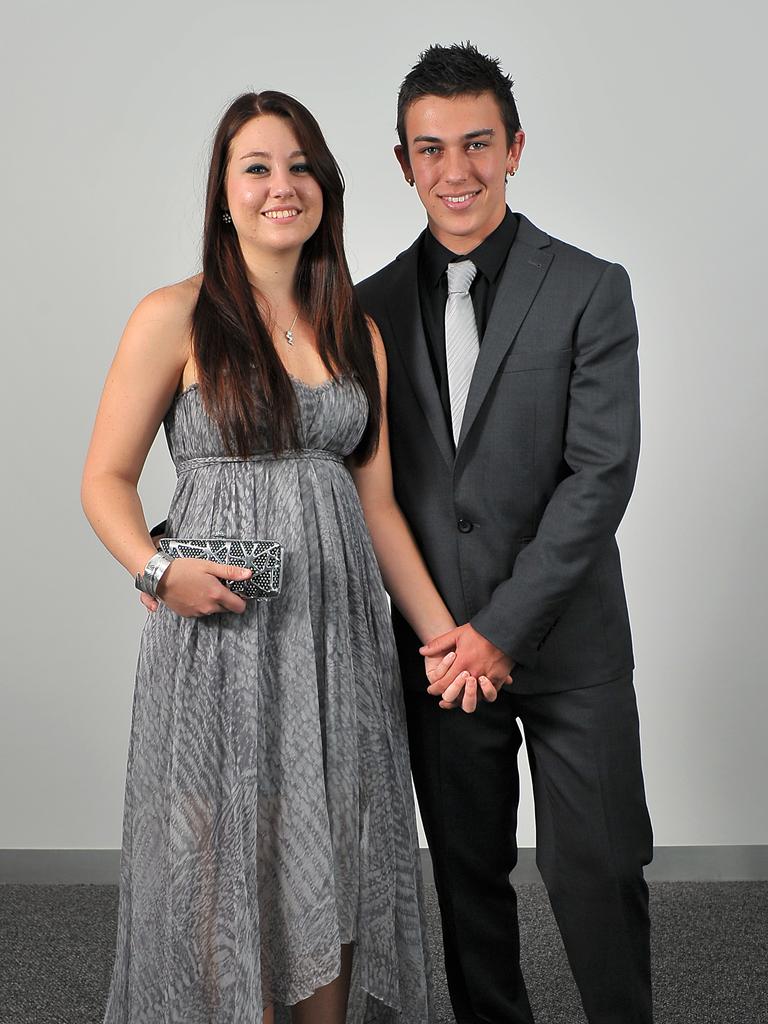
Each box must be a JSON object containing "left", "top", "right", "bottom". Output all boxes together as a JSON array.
[{"left": 1, "top": 0, "right": 766, "bottom": 851}]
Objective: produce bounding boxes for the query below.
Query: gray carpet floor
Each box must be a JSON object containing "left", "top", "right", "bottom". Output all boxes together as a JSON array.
[{"left": 0, "top": 881, "right": 765, "bottom": 1023}]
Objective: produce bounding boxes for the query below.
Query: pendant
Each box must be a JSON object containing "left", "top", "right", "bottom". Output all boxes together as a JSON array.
[{"left": 285, "top": 329, "right": 294, "bottom": 345}]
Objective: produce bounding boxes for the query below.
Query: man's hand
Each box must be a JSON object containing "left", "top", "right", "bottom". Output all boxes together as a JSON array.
[{"left": 420, "top": 624, "right": 514, "bottom": 711}]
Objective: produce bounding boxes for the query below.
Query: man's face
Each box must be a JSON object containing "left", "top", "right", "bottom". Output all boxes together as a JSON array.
[{"left": 396, "top": 91, "right": 524, "bottom": 254}]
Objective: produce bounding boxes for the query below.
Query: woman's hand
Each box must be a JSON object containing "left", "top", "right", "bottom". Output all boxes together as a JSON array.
[
  {"left": 154, "top": 559, "right": 252, "bottom": 617},
  {"left": 425, "top": 649, "right": 481, "bottom": 713},
  {"left": 140, "top": 591, "right": 159, "bottom": 613}
]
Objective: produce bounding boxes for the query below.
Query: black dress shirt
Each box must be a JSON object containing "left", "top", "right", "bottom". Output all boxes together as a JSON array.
[{"left": 417, "top": 207, "right": 519, "bottom": 436}]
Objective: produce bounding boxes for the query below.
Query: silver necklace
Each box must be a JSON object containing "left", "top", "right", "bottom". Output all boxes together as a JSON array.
[{"left": 277, "top": 311, "right": 299, "bottom": 345}]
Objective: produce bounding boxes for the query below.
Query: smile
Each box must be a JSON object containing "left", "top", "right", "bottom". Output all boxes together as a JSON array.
[
  {"left": 438, "top": 190, "right": 481, "bottom": 209},
  {"left": 262, "top": 209, "right": 300, "bottom": 220}
]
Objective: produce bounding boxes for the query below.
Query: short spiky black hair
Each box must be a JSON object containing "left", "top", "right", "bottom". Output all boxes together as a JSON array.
[{"left": 397, "top": 42, "right": 521, "bottom": 153}]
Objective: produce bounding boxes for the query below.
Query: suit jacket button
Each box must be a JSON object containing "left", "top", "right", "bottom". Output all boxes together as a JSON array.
[{"left": 457, "top": 519, "right": 473, "bottom": 533}]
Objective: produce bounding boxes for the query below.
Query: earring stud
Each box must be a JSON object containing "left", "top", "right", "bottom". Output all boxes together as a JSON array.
[{"left": 222, "top": 210, "right": 232, "bottom": 224}]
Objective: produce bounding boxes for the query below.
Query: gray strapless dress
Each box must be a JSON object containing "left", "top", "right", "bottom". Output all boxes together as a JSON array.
[{"left": 103, "top": 374, "right": 434, "bottom": 1024}]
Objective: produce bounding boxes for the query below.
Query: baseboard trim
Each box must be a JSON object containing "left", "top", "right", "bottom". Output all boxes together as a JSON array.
[
  {"left": 0, "top": 850, "right": 121, "bottom": 885},
  {"left": 422, "top": 845, "right": 768, "bottom": 884},
  {"left": 1, "top": 846, "right": 766, "bottom": 885}
]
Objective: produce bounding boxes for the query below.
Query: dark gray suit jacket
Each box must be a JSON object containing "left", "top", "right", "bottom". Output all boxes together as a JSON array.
[{"left": 356, "top": 213, "right": 640, "bottom": 694}]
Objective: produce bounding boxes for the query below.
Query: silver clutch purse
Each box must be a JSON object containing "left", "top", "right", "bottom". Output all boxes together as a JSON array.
[{"left": 158, "top": 537, "right": 283, "bottom": 600}]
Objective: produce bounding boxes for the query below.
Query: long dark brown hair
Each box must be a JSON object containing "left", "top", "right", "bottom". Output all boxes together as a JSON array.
[{"left": 192, "top": 91, "right": 381, "bottom": 461}]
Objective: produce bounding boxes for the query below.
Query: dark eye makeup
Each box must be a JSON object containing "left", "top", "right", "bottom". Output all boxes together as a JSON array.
[{"left": 244, "top": 163, "right": 312, "bottom": 175}]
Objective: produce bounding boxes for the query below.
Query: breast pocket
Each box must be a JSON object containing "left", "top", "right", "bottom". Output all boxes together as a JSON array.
[{"left": 501, "top": 347, "right": 572, "bottom": 373}]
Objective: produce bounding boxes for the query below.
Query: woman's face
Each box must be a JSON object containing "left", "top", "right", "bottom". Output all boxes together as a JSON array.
[{"left": 224, "top": 114, "right": 324, "bottom": 256}]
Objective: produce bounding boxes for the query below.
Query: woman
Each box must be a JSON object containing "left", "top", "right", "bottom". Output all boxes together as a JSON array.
[{"left": 82, "top": 91, "right": 488, "bottom": 1024}]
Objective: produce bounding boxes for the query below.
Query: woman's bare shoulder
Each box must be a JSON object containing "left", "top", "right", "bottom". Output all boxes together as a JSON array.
[{"left": 130, "top": 274, "right": 203, "bottom": 329}]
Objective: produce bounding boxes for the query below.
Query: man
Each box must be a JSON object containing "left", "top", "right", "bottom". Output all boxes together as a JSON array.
[{"left": 356, "top": 43, "right": 654, "bottom": 1024}]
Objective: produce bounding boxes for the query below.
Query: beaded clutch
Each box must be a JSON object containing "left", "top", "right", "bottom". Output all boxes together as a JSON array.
[{"left": 158, "top": 537, "right": 283, "bottom": 600}]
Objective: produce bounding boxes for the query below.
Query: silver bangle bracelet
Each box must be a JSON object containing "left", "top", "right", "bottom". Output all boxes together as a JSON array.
[{"left": 134, "top": 552, "right": 173, "bottom": 598}]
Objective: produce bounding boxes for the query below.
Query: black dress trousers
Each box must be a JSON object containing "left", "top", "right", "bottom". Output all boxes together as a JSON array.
[{"left": 404, "top": 675, "right": 654, "bottom": 1024}]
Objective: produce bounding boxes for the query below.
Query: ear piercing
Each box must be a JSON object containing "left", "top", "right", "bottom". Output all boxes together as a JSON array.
[{"left": 222, "top": 210, "right": 232, "bottom": 224}]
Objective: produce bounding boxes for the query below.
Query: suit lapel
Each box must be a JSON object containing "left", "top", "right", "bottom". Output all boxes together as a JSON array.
[
  {"left": 457, "top": 215, "right": 553, "bottom": 452},
  {"left": 382, "top": 236, "right": 455, "bottom": 470}
]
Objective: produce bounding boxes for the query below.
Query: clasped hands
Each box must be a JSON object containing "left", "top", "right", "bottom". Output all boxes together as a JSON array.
[{"left": 420, "top": 624, "right": 514, "bottom": 714}]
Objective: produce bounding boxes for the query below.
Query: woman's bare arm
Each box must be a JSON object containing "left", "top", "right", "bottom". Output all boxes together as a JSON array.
[
  {"left": 348, "top": 320, "right": 455, "bottom": 644},
  {"left": 81, "top": 279, "right": 250, "bottom": 616}
]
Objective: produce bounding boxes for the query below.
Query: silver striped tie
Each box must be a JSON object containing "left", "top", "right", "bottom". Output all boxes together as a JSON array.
[{"left": 445, "top": 260, "right": 480, "bottom": 445}]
